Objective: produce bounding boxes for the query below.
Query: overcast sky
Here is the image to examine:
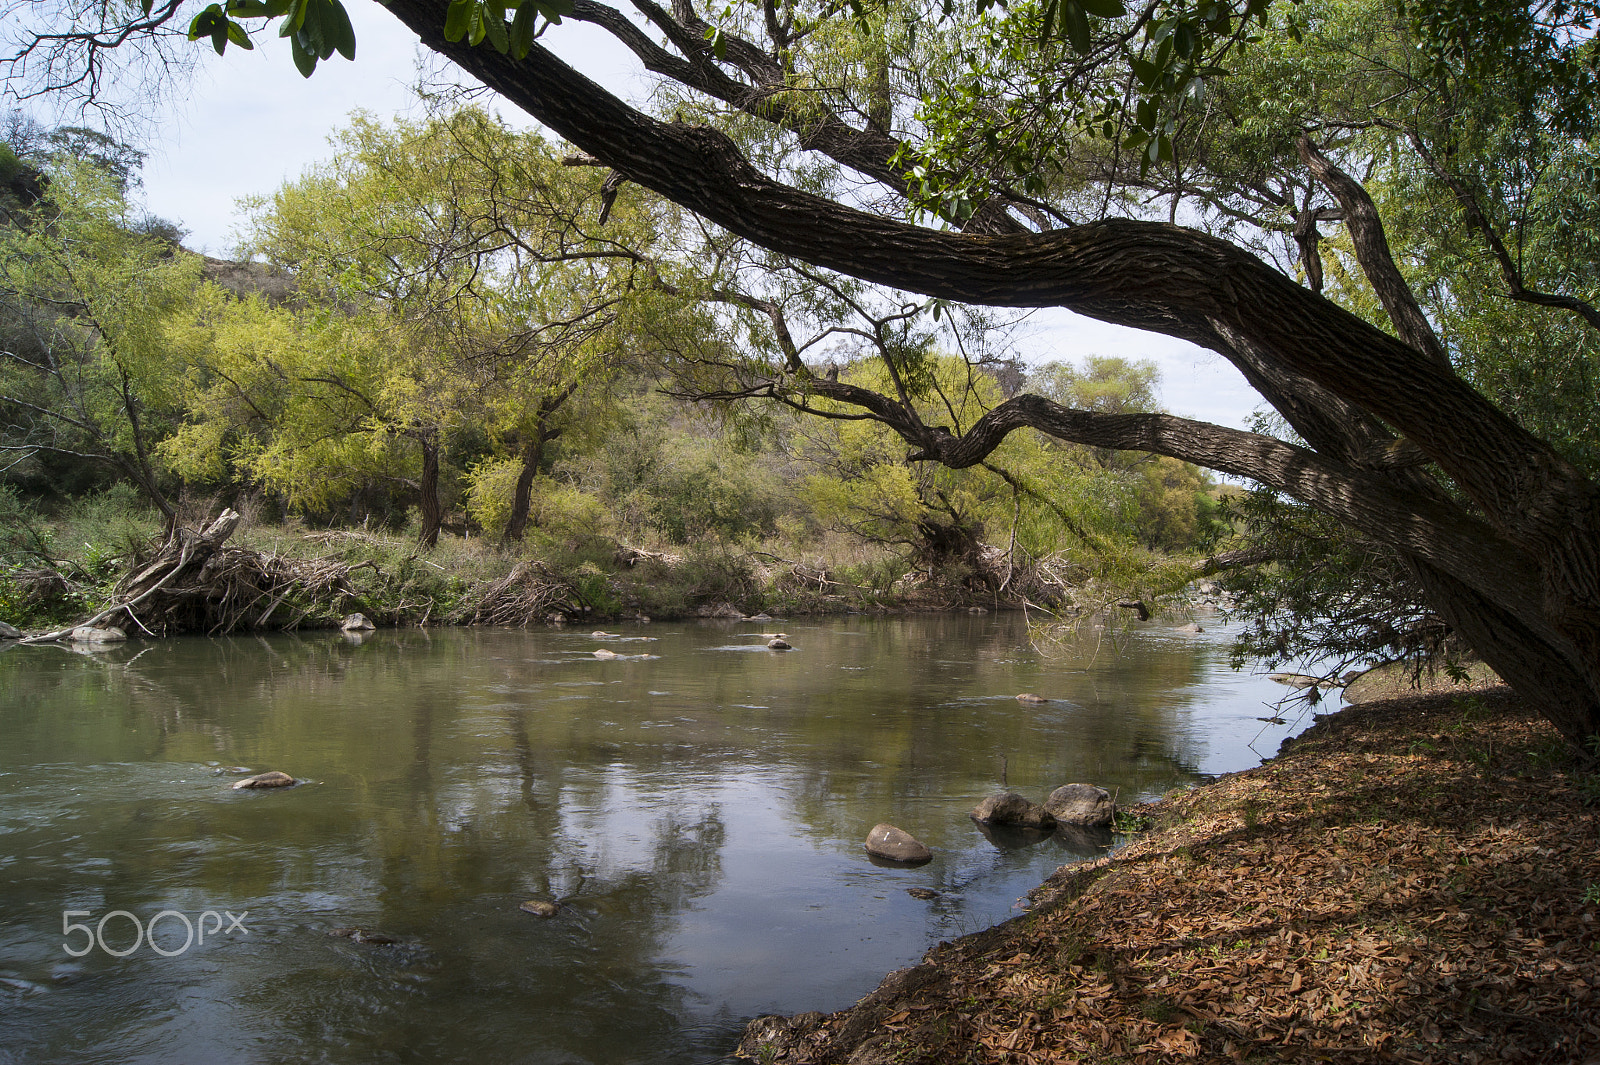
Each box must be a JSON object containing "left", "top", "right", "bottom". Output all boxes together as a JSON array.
[{"left": 133, "top": 1, "right": 1263, "bottom": 430}]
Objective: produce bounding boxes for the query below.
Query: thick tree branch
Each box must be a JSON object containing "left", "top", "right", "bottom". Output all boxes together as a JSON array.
[{"left": 1297, "top": 134, "right": 1450, "bottom": 367}]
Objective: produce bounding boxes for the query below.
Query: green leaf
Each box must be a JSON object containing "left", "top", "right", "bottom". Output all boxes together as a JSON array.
[
  {"left": 509, "top": 0, "right": 538, "bottom": 57},
  {"left": 444, "top": 0, "right": 475, "bottom": 42},
  {"left": 226, "top": 19, "right": 254, "bottom": 48},
  {"left": 187, "top": 5, "right": 224, "bottom": 42},
  {"left": 468, "top": 6, "right": 488, "bottom": 46},
  {"left": 322, "top": 0, "right": 356, "bottom": 60},
  {"left": 1174, "top": 20, "right": 1197, "bottom": 58},
  {"left": 1130, "top": 56, "right": 1158, "bottom": 86},
  {"left": 1063, "top": 0, "right": 1091, "bottom": 53},
  {"left": 289, "top": 31, "right": 317, "bottom": 76},
  {"left": 483, "top": 6, "right": 509, "bottom": 52},
  {"left": 278, "top": 0, "right": 306, "bottom": 36}
]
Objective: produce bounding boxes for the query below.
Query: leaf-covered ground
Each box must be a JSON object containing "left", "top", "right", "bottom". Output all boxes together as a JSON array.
[{"left": 738, "top": 689, "right": 1600, "bottom": 1063}]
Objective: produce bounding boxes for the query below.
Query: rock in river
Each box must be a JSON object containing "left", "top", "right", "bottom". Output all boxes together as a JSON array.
[
  {"left": 1015, "top": 692, "right": 1049, "bottom": 704},
  {"left": 1043, "top": 783, "right": 1116, "bottom": 827},
  {"left": 767, "top": 637, "right": 793, "bottom": 650},
  {"left": 864, "top": 823, "right": 932, "bottom": 864},
  {"left": 970, "top": 791, "right": 1055, "bottom": 828},
  {"left": 0, "top": 621, "right": 21, "bottom": 639},
  {"left": 69, "top": 625, "right": 125, "bottom": 643},
  {"left": 340, "top": 613, "right": 376, "bottom": 632},
  {"left": 519, "top": 900, "right": 560, "bottom": 918},
  {"left": 231, "top": 771, "right": 296, "bottom": 790},
  {"left": 328, "top": 927, "right": 399, "bottom": 945}
]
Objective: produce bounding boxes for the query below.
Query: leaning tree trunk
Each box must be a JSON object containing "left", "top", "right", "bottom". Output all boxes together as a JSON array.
[
  {"left": 502, "top": 387, "right": 577, "bottom": 545},
  {"left": 381, "top": 0, "right": 1600, "bottom": 745}
]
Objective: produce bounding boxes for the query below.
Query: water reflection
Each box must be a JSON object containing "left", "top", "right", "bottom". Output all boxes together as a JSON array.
[{"left": 0, "top": 613, "right": 1314, "bottom": 1063}]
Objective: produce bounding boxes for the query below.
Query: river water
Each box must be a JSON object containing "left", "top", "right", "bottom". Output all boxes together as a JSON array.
[{"left": 0, "top": 612, "right": 1317, "bottom": 1064}]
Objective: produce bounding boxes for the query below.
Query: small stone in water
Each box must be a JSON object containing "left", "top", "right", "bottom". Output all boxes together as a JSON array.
[
  {"left": 232, "top": 771, "right": 295, "bottom": 789},
  {"left": 328, "top": 928, "right": 399, "bottom": 945},
  {"left": 1016, "top": 693, "right": 1049, "bottom": 703},
  {"left": 519, "top": 900, "right": 560, "bottom": 918},
  {"left": 906, "top": 887, "right": 941, "bottom": 900}
]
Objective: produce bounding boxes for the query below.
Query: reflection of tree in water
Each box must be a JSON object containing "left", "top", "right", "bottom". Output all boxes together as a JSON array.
[
  {"left": 775, "top": 615, "right": 1215, "bottom": 849},
  {"left": 243, "top": 696, "right": 733, "bottom": 1065}
]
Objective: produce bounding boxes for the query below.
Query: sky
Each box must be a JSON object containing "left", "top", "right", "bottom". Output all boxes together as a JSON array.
[{"left": 133, "top": 0, "right": 1264, "bottom": 430}]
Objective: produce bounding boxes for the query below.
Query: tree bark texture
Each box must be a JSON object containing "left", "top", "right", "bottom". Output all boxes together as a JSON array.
[{"left": 381, "top": 0, "right": 1600, "bottom": 744}]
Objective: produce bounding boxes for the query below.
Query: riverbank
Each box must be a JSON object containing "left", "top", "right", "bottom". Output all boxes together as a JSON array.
[
  {"left": 1, "top": 505, "right": 1208, "bottom": 637},
  {"left": 737, "top": 687, "right": 1600, "bottom": 1063}
]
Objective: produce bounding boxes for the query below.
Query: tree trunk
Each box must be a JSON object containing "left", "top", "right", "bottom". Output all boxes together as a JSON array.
[
  {"left": 502, "top": 431, "right": 547, "bottom": 544},
  {"left": 417, "top": 431, "right": 442, "bottom": 549},
  {"left": 502, "top": 386, "right": 576, "bottom": 545}
]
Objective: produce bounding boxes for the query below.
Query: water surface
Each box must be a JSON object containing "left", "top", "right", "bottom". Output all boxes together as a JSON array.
[{"left": 0, "top": 612, "right": 1316, "bottom": 1064}]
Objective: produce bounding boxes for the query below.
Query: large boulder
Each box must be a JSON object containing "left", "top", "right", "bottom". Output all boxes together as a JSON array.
[
  {"left": 340, "top": 613, "right": 376, "bottom": 632},
  {"left": 864, "top": 823, "right": 932, "bottom": 864},
  {"left": 1043, "top": 783, "right": 1116, "bottom": 827},
  {"left": 970, "top": 791, "right": 1055, "bottom": 829},
  {"left": 0, "top": 621, "right": 21, "bottom": 639}
]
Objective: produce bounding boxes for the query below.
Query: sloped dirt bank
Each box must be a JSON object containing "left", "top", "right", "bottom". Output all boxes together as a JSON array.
[{"left": 738, "top": 688, "right": 1600, "bottom": 1063}]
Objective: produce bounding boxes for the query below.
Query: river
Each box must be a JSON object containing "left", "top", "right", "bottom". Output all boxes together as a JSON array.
[{"left": 0, "top": 612, "right": 1319, "bottom": 1064}]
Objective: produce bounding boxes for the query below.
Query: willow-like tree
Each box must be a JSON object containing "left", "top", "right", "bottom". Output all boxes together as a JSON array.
[
  {"left": 11, "top": 0, "right": 1600, "bottom": 748},
  {"left": 245, "top": 108, "right": 664, "bottom": 545},
  {"left": 0, "top": 158, "right": 203, "bottom": 524}
]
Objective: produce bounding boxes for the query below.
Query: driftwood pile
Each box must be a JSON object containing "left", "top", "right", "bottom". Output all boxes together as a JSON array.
[
  {"left": 23, "top": 510, "right": 365, "bottom": 641},
  {"left": 452, "top": 559, "right": 576, "bottom": 626}
]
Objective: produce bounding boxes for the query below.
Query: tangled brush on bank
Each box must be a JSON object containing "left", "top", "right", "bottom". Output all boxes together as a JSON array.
[
  {"left": 24, "top": 510, "right": 369, "bottom": 639},
  {"left": 451, "top": 559, "right": 576, "bottom": 626}
]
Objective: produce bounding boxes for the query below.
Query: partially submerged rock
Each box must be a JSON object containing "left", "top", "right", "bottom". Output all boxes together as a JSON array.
[
  {"left": 767, "top": 637, "right": 793, "bottom": 650},
  {"left": 1173, "top": 622, "right": 1205, "bottom": 633},
  {"left": 0, "top": 621, "right": 21, "bottom": 640},
  {"left": 340, "top": 613, "right": 375, "bottom": 632},
  {"left": 906, "top": 887, "right": 941, "bottom": 900},
  {"left": 592, "top": 648, "right": 618, "bottom": 659},
  {"left": 1043, "top": 783, "right": 1116, "bottom": 827},
  {"left": 1015, "top": 692, "right": 1049, "bottom": 704},
  {"left": 1269, "top": 672, "right": 1323, "bottom": 689},
  {"left": 970, "top": 792, "right": 1055, "bottom": 829},
  {"left": 69, "top": 625, "right": 125, "bottom": 643},
  {"left": 519, "top": 899, "right": 560, "bottom": 918},
  {"left": 864, "top": 823, "right": 932, "bottom": 864},
  {"left": 231, "top": 771, "right": 296, "bottom": 790},
  {"left": 327, "top": 927, "right": 399, "bottom": 945}
]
